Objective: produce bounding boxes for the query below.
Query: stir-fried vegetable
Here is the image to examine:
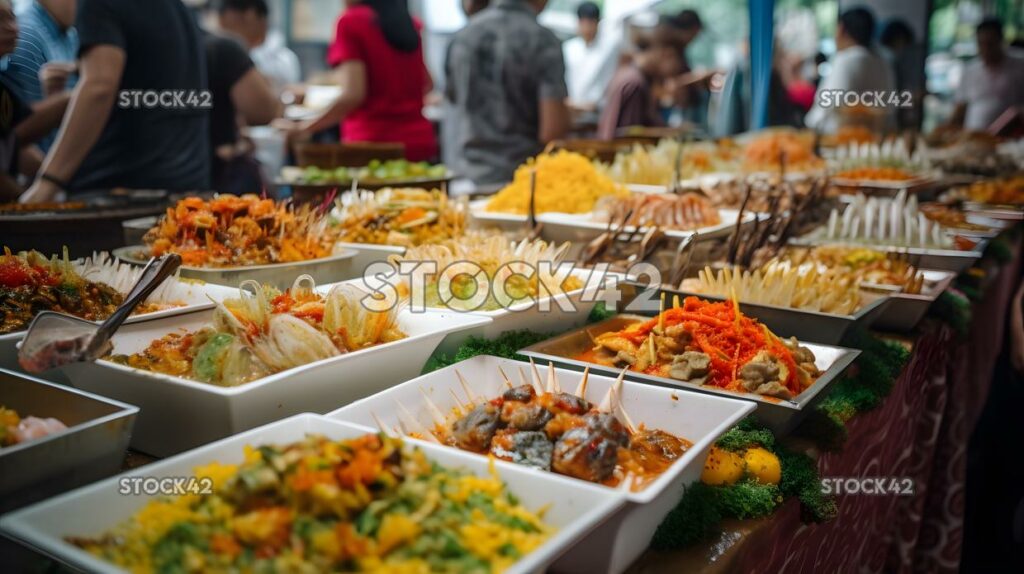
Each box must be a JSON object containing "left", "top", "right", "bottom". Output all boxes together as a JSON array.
[
  {"left": 71, "top": 434, "right": 553, "bottom": 573},
  {"left": 109, "top": 276, "right": 405, "bottom": 386}
]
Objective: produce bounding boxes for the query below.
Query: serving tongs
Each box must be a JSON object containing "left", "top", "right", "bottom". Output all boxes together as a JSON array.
[{"left": 17, "top": 254, "right": 182, "bottom": 373}]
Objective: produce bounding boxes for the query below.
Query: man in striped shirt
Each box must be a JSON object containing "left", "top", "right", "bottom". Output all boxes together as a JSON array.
[{"left": 4, "top": 0, "right": 76, "bottom": 151}]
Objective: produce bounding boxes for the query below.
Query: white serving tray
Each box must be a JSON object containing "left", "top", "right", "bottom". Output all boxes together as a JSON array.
[
  {"left": 329, "top": 356, "right": 754, "bottom": 574},
  {"left": 114, "top": 246, "right": 360, "bottom": 290},
  {"left": 0, "top": 414, "right": 625, "bottom": 574},
  {"left": 58, "top": 307, "right": 492, "bottom": 456},
  {"left": 538, "top": 207, "right": 757, "bottom": 246},
  {"left": 0, "top": 280, "right": 237, "bottom": 373},
  {"left": 333, "top": 241, "right": 406, "bottom": 279}
]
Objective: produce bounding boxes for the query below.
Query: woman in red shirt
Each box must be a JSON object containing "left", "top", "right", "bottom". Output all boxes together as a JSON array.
[{"left": 290, "top": 0, "right": 437, "bottom": 161}]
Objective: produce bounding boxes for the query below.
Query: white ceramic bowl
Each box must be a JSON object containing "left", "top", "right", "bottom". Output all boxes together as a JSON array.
[
  {"left": 329, "top": 355, "right": 755, "bottom": 574},
  {"left": 58, "top": 307, "right": 492, "bottom": 456},
  {"left": 0, "top": 414, "right": 625, "bottom": 574}
]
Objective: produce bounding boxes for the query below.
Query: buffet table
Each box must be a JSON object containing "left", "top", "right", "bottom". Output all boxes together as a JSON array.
[{"left": 628, "top": 239, "right": 1022, "bottom": 573}]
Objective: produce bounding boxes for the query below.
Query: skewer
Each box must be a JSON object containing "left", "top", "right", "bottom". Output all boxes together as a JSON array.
[
  {"left": 454, "top": 369, "right": 476, "bottom": 405},
  {"left": 574, "top": 366, "right": 590, "bottom": 399},
  {"left": 418, "top": 388, "right": 448, "bottom": 427},
  {"left": 546, "top": 362, "right": 560, "bottom": 393},
  {"left": 599, "top": 367, "right": 629, "bottom": 412},
  {"left": 529, "top": 358, "right": 545, "bottom": 394},
  {"left": 396, "top": 400, "right": 439, "bottom": 443},
  {"left": 497, "top": 366, "right": 514, "bottom": 389},
  {"left": 448, "top": 388, "right": 469, "bottom": 413},
  {"left": 371, "top": 411, "right": 395, "bottom": 438}
]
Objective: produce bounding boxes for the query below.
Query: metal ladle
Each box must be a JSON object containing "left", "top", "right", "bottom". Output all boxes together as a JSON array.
[{"left": 17, "top": 254, "right": 182, "bottom": 373}]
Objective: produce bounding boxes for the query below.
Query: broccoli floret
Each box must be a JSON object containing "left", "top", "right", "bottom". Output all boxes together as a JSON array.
[
  {"left": 715, "top": 417, "right": 775, "bottom": 452},
  {"left": 715, "top": 479, "right": 782, "bottom": 519},
  {"left": 777, "top": 450, "right": 837, "bottom": 522}
]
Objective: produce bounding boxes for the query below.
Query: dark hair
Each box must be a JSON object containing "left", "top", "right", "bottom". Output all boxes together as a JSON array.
[
  {"left": 977, "top": 17, "right": 1005, "bottom": 39},
  {"left": 577, "top": 1, "right": 599, "bottom": 21},
  {"left": 672, "top": 9, "right": 702, "bottom": 31},
  {"left": 218, "top": 0, "right": 268, "bottom": 17},
  {"left": 363, "top": 0, "right": 419, "bottom": 53},
  {"left": 880, "top": 19, "right": 914, "bottom": 47},
  {"left": 839, "top": 7, "right": 875, "bottom": 47}
]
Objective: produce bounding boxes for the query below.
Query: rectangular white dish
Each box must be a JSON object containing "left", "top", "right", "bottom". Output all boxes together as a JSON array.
[
  {"left": 113, "top": 245, "right": 360, "bottom": 290},
  {"left": 537, "top": 207, "right": 756, "bottom": 246},
  {"left": 520, "top": 314, "right": 860, "bottom": 434},
  {"left": 788, "top": 237, "right": 985, "bottom": 274},
  {"left": 0, "top": 279, "right": 237, "bottom": 373},
  {"left": 0, "top": 414, "right": 625, "bottom": 574},
  {"left": 58, "top": 306, "right": 492, "bottom": 456},
  {"left": 329, "top": 355, "right": 755, "bottom": 574}
]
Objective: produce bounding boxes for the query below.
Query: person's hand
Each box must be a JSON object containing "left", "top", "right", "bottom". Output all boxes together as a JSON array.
[
  {"left": 18, "top": 178, "right": 63, "bottom": 204},
  {"left": 39, "top": 62, "right": 76, "bottom": 97},
  {"left": 272, "top": 118, "right": 313, "bottom": 152}
]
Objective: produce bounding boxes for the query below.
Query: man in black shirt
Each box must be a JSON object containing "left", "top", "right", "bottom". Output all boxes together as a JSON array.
[
  {"left": 204, "top": 30, "right": 279, "bottom": 193},
  {"left": 19, "top": 0, "right": 210, "bottom": 202}
]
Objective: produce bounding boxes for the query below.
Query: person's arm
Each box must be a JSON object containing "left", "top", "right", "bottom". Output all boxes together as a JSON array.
[
  {"left": 945, "top": 102, "right": 966, "bottom": 129},
  {"left": 539, "top": 98, "right": 570, "bottom": 143},
  {"left": 300, "top": 61, "right": 366, "bottom": 134},
  {"left": 17, "top": 146, "right": 44, "bottom": 179},
  {"left": 19, "top": 45, "right": 124, "bottom": 203},
  {"left": 15, "top": 92, "right": 72, "bottom": 145},
  {"left": 537, "top": 30, "right": 570, "bottom": 144},
  {"left": 231, "top": 68, "right": 281, "bottom": 126}
]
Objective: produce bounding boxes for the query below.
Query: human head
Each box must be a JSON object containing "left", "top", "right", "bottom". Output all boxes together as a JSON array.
[
  {"left": 461, "top": 0, "right": 489, "bottom": 16},
  {"left": 0, "top": 0, "right": 16, "bottom": 57},
  {"left": 630, "top": 20, "right": 682, "bottom": 80},
  {"left": 39, "top": 0, "right": 76, "bottom": 30},
  {"left": 576, "top": 1, "right": 600, "bottom": 44},
  {"left": 359, "top": 0, "right": 419, "bottom": 52},
  {"left": 217, "top": 0, "right": 269, "bottom": 48},
  {"left": 669, "top": 9, "right": 702, "bottom": 48},
  {"left": 880, "top": 19, "right": 914, "bottom": 52},
  {"left": 976, "top": 17, "right": 1006, "bottom": 67},
  {"left": 837, "top": 7, "right": 875, "bottom": 49}
]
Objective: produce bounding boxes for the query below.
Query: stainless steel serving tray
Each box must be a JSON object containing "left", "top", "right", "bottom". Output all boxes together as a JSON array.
[
  {"left": 865, "top": 269, "right": 956, "bottom": 332},
  {"left": 788, "top": 236, "right": 986, "bottom": 274},
  {"left": 634, "top": 284, "right": 891, "bottom": 345},
  {"left": 0, "top": 369, "right": 138, "bottom": 514},
  {"left": 519, "top": 314, "right": 860, "bottom": 434}
]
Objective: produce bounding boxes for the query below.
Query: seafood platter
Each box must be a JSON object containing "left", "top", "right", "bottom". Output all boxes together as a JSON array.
[{"left": 330, "top": 355, "right": 755, "bottom": 573}]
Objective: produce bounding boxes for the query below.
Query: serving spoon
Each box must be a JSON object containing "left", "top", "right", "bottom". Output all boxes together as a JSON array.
[{"left": 17, "top": 254, "right": 182, "bottom": 373}]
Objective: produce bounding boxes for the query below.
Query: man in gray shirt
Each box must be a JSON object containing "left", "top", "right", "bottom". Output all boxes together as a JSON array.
[{"left": 445, "top": 0, "right": 570, "bottom": 186}]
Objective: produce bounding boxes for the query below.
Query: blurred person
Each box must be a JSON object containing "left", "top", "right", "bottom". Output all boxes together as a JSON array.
[
  {"left": 19, "top": 0, "right": 210, "bottom": 203},
  {"left": 664, "top": 9, "right": 712, "bottom": 112},
  {"left": 946, "top": 18, "right": 1024, "bottom": 132},
  {"left": 880, "top": 19, "right": 924, "bottom": 130},
  {"left": 461, "top": 0, "right": 489, "bottom": 16},
  {"left": 597, "top": 21, "right": 680, "bottom": 139},
  {"left": 4, "top": 0, "right": 78, "bottom": 150},
  {"left": 445, "top": 0, "right": 569, "bottom": 185},
  {"left": 563, "top": 1, "right": 619, "bottom": 115},
  {"left": 282, "top": 0, "right": 437, "bottom": 161},
  {"left": 805, "top": 7, "right": 894, "bottom": 134},
  {"left": 203, "top": 30, "right": 280, "bottom": 193},
  {"left": 217, "top": 0, "right": 300, "bottom": 93}
]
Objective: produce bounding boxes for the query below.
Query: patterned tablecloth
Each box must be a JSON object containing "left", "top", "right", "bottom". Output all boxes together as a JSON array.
[{"left": 630, "top": 245, "right": 1021, "bottom": 574}]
